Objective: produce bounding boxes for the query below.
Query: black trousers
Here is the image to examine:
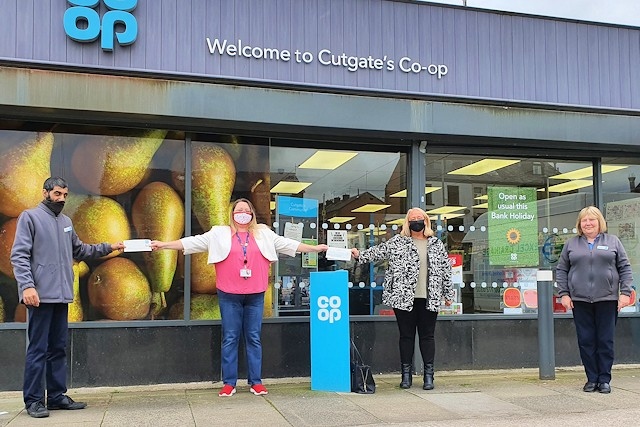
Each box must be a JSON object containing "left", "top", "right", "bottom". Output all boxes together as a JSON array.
[
  {"left": 23, "top": 303, "right": 69, "bottom": 406},
  {"left": 572, "top": 300, "right": 618, "bottom": 384},
  {"left": 393, "top": 298, "right": 438, "bottom": 365}
]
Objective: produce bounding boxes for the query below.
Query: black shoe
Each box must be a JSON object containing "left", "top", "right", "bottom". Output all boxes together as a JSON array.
[
  {"left": 583, "top": 382, "right": 598, "bottom": 392},
  {"left": 26, "top": 401, "right": 49, "bottom": 418},
  {"left": 598, "top": 383, "right": 611, "bottom": 394},
  {"left": 47, "top": 395, "right": 87, "bottom": 410}
]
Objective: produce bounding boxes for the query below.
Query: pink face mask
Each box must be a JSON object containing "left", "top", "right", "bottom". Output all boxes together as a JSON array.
[{"left": 233, "top": 212, "right": 252, "bottom": 225}]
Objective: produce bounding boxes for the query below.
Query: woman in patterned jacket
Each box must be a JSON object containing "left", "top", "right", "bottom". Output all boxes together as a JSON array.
[{"left": 351, "top": 207, "right": 454, "bottom": 390}]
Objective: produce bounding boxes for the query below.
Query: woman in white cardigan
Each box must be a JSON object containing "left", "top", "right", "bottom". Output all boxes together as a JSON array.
[{"left": 151, "top": 198, "right": 328, "bottom": 397}]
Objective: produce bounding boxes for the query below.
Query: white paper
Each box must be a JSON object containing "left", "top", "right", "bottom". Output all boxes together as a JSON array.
[
  {"left": 326, "top": 247, "right": 352, "bottom": 261},
  {"left": 284, "top": 222, "right": 304, "bottom": 241},
  {"left": 123, "top": 239, "right": 152, "bottom": 252},
  {"left": 327, "top": 230, "right": 348, "bottom": 249}
]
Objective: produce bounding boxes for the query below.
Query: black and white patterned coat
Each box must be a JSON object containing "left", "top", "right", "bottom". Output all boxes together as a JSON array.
[{"left": 357, "top": 234, "right": 454, "bottom": 312}]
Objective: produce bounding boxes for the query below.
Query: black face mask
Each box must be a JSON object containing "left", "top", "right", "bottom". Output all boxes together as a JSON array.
[
  {"left": 409, "top": 220, "right": 425, "bottom": 232},
  {"left": 44, "top": 197, "right": 65, "bottom": 216}
]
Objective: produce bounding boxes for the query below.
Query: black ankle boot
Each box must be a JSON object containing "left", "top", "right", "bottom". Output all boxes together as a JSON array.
[
  {"left": 400, "top": 363, "right": 412, "bottom": 389},
  {"left": 423, "top": 363, "right": 434, "bottom": 390}
]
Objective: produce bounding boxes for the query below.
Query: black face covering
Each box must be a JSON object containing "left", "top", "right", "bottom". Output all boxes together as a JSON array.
[
  {"left": 44, "top": 197, "right": 65, "bottom": 216},
  {"left": 409, "top": 220, "right": 426, "bottom": 232}
]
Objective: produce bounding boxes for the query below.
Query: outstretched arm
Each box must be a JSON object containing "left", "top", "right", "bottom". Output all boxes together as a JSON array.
[
  {"left": 297, "top": 243, "right": 329, "bottom": 253},
  {"left": 151, "top": 240, "right": 185, "bottom": 251}
]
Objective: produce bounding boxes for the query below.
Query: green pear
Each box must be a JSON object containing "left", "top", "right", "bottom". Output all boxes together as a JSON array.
[
  {"left": 64, "top": 195, "right": 131, "bottom": 258},
  {"left": 71, "top": 130, "right": 167, "bottom": 195},
  {"left": 0, "top": 218, "right": 18, "bottom": 278},
  {"left": 168, "top": 294, "right": 221, "bottom": 320},
  {"left": 132, "top": 182, "right": 184, "bottom": 307},
  {"left": 88, "top": 258, "right": 151, "bottom": 320},
  {"left": 68, "top": 262, "right": 83, "bottom": 322},
  {"left": 0, "top": 132, "right": 54, "bottom": 217},
  {"left": 172, "top": 142, "right": 235, "bottom": 230}
]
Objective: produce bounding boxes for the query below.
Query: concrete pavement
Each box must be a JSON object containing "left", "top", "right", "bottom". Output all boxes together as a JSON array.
[{"left": 1, "top": 366, "right": 640, "bottom": 426}]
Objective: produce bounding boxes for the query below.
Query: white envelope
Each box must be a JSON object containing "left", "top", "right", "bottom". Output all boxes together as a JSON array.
[
  {"left": 326, "top": 247, "right": 352, "bottom": 261},
  {"left": 123, "top": 239, "right": 152, "bottom": 252}
]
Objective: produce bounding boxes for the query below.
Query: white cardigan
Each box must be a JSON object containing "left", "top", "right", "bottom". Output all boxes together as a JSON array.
[{"left": 180, "top": 225, "right": 300, "bottom": 264}]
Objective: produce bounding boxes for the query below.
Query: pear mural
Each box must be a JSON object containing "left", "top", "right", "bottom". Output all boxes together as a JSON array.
[
  {"left": 64, "top": 195, "right": 130, "bottom": 258},
  {"left": 68, "top": 262, "right": 87, "bottom": 322},
  {"left": 132, "top": 182, "right": 184, "bottom": 308},
  {"left": 168, "top": 294, "right": 221, "bottom": 320},
  {"left": 0, "top": 132, "right": 54, "bottom": 217},
  {"left": 88, "top": 258, "right": 152, "bottom": 320},
  {"left": 172, "top": 142, "right": 235, "bottom": 231},
  {"left": 0, "top": 218, "right": 17, "bottom": 278},
  {"left": 190, "top": 251, "right": 217, "bottom": 294},
  {"left": 71, "top": 130, "right": 167, "bottom": 195}
]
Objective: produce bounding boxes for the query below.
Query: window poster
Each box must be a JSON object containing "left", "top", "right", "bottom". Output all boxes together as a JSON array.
[
  {"left": 301, "top": 238, "right": 318, "bottom": 268},
  {"left": 327, "top": 230, "right": 348, "bottom": 249},
  {"left": 487, "top": 187, "right": 538, "bottom": 267}
]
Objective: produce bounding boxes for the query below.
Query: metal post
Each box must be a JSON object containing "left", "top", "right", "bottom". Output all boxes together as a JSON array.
[{"left": 537, "top": 270, "right": 555, "bottom": 379}]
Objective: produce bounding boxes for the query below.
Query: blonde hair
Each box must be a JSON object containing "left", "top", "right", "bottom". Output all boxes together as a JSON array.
[
  {"left": 229, "top": 198, "right": 259, "bottom": 235},
  {"left": 400, "top": 207, "right": 434, "bottom": 237},
  {"left": 576, "top": 205, "right": 607, "bottom": 236}
]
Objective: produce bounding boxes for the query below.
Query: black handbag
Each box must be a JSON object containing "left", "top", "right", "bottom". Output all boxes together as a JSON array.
[{"left": 350, "top": 340, "right": 375, "bottom": 394}]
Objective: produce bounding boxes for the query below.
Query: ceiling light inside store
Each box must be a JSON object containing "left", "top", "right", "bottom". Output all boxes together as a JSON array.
[
  {"left": 270, "top": 181, "right": 312, "bottom": 194},
  {"left": 429, "top": 213, "right": 465, "bottom": 220},
  {"left": 351, "top": 204, "right": 391, "bottom": 213},
  {"left": 542, "top": 180, "right": 592, "bottom": 193},
  {"left": 389, "top": 186, "right": 442, "bottom": 198},
  {"left": 358, "top": 228, "right": 388, "bottom": 236},
  {"left": 473, "top": 203, "right": 488, "bottom": 209},
  {"left": 426, "top": 206, "right": 466, "bottom": 215},
  {"left": 328, "top": 216, "right": 356, "bottom": 223},
  {"left": 550, "top": 165, "right": 627, "bottom": 180},
  {"left": 474, "top": 195, "right": 488, "bottom": 200},
  {"left": 298, "top": 151, "right": 358, "bottom": 170},
  {"left": 386, "top": 218, "right": 406, "bottom": 225},
  {"left": 448, "top": 159, "right": 520, "bottom": 175}
]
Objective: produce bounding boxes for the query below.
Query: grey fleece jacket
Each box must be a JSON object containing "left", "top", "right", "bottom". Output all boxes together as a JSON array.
[
  {"left": 556, "top": 233, "right": 633, "bottom": 303},
  {"left": 11, "top": 202, "right": 113, "bottom": 304}
]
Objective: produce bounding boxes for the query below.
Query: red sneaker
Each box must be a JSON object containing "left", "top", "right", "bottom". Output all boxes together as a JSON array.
[
  {"left": 250, "top": 384, "right": 268, "bottom": 396},
  {"left": 218, "top": 384, "right": 236, "bottom": 397}
]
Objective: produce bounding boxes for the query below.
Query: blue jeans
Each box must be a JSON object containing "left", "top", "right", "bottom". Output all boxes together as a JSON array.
[{"left": 217, "top": 290, "right": 265, "bottom": 386}]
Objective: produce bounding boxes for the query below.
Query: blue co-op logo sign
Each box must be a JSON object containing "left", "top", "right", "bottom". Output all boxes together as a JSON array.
[
  {"left": 63, "top": 0, "right": 138, "bottom": 51},
  {"left": 317, "top": 296, "right": 342, "bottom": 323}
]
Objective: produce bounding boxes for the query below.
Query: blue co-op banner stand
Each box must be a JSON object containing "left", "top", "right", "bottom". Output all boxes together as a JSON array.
[{"left": 309, "top": 270, "right": 350, "bottom": 392}]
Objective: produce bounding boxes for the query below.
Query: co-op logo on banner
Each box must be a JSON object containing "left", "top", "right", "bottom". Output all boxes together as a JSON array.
[
  {"left": 317, "top": 296, "right": 342, "bottom": 323},
  {"left": 63, "top": 0, "right": 138, "bottom": 51}
]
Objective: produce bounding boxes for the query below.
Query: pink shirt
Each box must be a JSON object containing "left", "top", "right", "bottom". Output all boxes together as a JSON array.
[{"left": 214, "top": 232, "right": 271, "bottom": 294}]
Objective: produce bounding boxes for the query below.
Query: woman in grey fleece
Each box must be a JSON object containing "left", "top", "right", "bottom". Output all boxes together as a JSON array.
[{"left": 556, "top": 206, "right": 633, "bottom": 394}]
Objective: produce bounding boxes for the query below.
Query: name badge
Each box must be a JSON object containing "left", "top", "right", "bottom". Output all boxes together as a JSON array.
[
  {"left": 596, "top": 245, "right": 608, "bottom": 250},
  {"left": 240, "top": 268, "right": 252, "bottom": 278},
  {"left": 64, "top": 226, "right": 72, "bottom": 233}
]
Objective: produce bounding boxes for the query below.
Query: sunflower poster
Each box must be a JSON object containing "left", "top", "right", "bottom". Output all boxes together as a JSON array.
[{"left": 487, "top": 187, "right": 538, "bottom": 266}]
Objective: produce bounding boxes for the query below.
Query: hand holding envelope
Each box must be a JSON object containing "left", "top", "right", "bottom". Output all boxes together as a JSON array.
[
  {"left": 123, "top": 239, "right": 152, "bottom": 252},
  {"left": 325, "top": 247, "right": 353, "bottom": 261}
]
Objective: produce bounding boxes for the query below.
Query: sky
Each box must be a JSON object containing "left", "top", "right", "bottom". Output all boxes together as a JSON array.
[{"left": 421, "top": 0, "right": 640, "bottom": 27}]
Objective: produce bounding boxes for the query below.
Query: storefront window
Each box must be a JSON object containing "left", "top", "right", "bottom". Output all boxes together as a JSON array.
[
  {"left": 602, "top": 157, "right": 640, "bottom": 314},
  {"left": 0, "top": 125, "right": 184, "bottom": 322},
  {"left": 178, "top": 135, "right": 408, "bottom": 319},
  {"left": 425, "top": 153, "right": 596, "bottom": 315}
]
